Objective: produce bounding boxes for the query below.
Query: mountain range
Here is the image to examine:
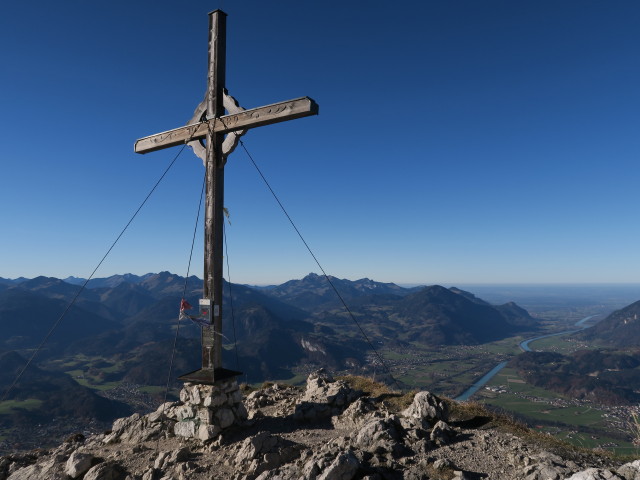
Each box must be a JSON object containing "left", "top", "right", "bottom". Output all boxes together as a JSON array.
[
  {"left": 0, "top": 272, "right": 539, "bottom": 374},
  {"left": 0, "top": 271, "right": 542, "bottom": 440}
]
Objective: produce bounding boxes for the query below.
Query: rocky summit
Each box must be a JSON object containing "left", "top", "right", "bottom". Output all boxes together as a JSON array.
[{"left": 1, "top": 370, "right": 638, "bottom": 480}]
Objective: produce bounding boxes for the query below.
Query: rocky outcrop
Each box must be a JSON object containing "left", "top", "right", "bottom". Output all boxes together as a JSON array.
[
  {"left": 565, "top": 460, "right": 640, "bottom": 480},
  {"left": 103, "top": 406, "right": 175, "bottom": 445},
  {"left": 231, "top": 431, "right": 301, "bottom": 478},
  {"left": 293, "top": 369, "right": 361, "bottom": 421},
  {"left": 244, "top": 383, "right": 299, "bottom": 419},
  {"left": 618, "top": 460, "right": 640, "bottom": 479},
  {"left": 65, "top": 451, "right": 95, "bottom": 478},
  {"left": 0, "top": 370, "right": 636, "bottom": 480},
  {"left": 402, "top": 390, "right": 449, "bottom": 425}
]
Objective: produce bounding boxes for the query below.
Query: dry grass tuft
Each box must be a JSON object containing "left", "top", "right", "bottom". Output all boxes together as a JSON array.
[
  {"left": 423, "top": 463, "right": 456, "bottom": 480},
  {"left": 337, "top": 375, "right": 416, "bottom": 413},
  {"left": 446, "top": 399, "right": 491, "bottom": 422},
  {"left": 239, "top": 383, "right": 256, "bottom": 394},
  {"left": 338, "top": 375, "right": 393, "bottom": 398}
]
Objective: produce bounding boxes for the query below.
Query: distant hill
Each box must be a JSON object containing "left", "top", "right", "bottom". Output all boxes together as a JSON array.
[
  {"left": 63, "top": 272, "right": 202, "bottom": 294},
  {"left": 262, "top": 272, "right": 419, "bottom": 310},
  {"left": 63, "top": 273, "right": 149, "bottom": 288},
  {"left": 306, "top": 284, "right": 536, "bottom": 348},
  {"left": 576, "top": 300, "right": 640, "bottom": 347},
  {"left": 449, "top": 288, "right": 537, "bottom": 327},
  {"left": 493, "top": 301, "right": 538, "bottom": 327},
  {"left": 394, "top": 285, "right": 518, "bottom": 345}
]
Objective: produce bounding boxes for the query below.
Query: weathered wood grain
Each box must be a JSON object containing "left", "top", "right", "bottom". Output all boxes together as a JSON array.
[{"left": 134, "top": 97, "right": 318, "bottom": 154}]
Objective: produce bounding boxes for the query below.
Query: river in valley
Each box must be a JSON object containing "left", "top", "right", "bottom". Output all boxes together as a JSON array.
[{"left": 455, "top": 315, "right": 598, "bottom": 401}]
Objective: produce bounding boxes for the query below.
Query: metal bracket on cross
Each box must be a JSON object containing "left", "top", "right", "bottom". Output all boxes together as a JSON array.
[{"left": 187, "top": 89, "right": 248, "bottom": 166}]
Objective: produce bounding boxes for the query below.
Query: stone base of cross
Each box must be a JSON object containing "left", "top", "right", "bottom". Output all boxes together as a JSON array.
[
  {"left": 173, "top": 380, "right": 247, "bottom": 441},
  {"left": 134, "top": 10, "right": 318, "bottom": 386}
]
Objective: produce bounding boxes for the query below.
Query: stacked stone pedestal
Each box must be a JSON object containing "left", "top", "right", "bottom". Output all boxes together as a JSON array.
[{"left": 174, "top": 379, "right": 247, "bottom": 441}]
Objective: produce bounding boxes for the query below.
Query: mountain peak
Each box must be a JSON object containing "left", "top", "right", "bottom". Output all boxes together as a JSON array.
[{"left": 19, "top": 276, "right": 68, "bottom": 290}]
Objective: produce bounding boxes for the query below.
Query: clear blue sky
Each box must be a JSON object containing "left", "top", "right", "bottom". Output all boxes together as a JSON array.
[{"left": 1, "top": 1, "right": 639, "bottom": 285}]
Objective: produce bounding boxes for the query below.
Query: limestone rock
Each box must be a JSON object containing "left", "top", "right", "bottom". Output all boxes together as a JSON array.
[
  {"left": 354, "top": 416, "right": 401, "bottom": 455},
  {"left": 317, "top": 452, "right": 359, "bottom": 480},
  {"left": 0, "top": 453, "right": 40, "bottom": 480},
  {"left": 141, "top": 468, "right": 156, "bottom": 480},
  {"left": 523, "top": 464, "right": 566, "bottom": 480},
  {"left": 332, "top": 397, "right": 380, "bottom": 430},
  {"left": 301, "top": 370, "right": 360, "bottom": 406},
  {"left": 216, "top": 407, "right": 235, "bottom": 428},
  {"left": 83, "top": 461, "right": 127, "bottom": 480},
  {"left": 154, "top": 452, "right": 170, "bottom": 470},
  {"left": 104, "top": 412, "right": 174, "bottom": 444},
  {"left": 150, "top": 402, "right": 180, "bottom": 423},
  {"left": 204, "top": 391, "right": 227, "bottom": 408},
  {"left": 243, "top": 383, "right": 300, "bottom": 420},
  {"left": 566, "top": 469, "right": 624, "bottom": 480},
  {"left": 246, "top": 389, "right": 273, "bottom": 409},
  {"left": 520, "top": 450, "right": 575, "bottom": 480},
  {"left": 169, "top": 447, "right": 191, "bottom": 464},
  {"left": 402, "top": 391, "right": 448, "bottom": 425},
  {"left": 176, "top": 405, "right": 196, "bottom": 422},
  {"left": 452, "top": 471, "right": 470, "bottom": 480},
  {"left": 65, "top": 451, "right": 95, "bottom": 478},
  {"left": 233, "top": 402, "right": 249, "bottom": 421},
  {"left": 174, "top": 420, "right": 198, "bottom": 438},
  {"left": 294, "top": 370, "right": 361, "bottom": 421},
  {"left": 236, "top": 431, "right": 280, "bottom": 465},
  {"left": 154, "top": 447, "right": 190, "bottom": 470},
  {"left": 233, "top": 431, "right": 300, "bottom": 477},
  {"left": 618, "top": 461, "right": 640, "bottom": 480},
  {"left": 429, "top": 420, "right": 456, "bottom": 446},
  {"left": 7, "top": 458, "right": 66, "bottom": 480},
  {"left": 198, "top": 424, "right": 222, "bottom": 441}
]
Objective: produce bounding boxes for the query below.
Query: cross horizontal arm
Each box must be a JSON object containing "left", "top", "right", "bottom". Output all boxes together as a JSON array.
[{"left": 134, "top": 96, "right": 319, "bottom": 154}]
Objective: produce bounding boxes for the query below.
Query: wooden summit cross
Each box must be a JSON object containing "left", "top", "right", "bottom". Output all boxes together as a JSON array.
[{"left": 134, "top": 10, "right": 318, "bottom": 384}]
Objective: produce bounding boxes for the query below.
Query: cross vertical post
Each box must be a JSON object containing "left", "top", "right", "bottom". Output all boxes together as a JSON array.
[
  {"left": 203, "top": 9, "right": 226, "bottom": 376},
  {"left": 133, "top": 9, "right": 318, "bottom": 386}
]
